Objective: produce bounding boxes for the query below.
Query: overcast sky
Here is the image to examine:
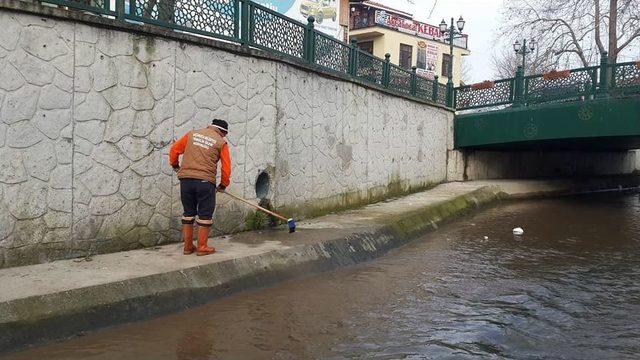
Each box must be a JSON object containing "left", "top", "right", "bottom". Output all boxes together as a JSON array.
[{"left": 412, "top": 0, "right": 504, "bottom": 83}]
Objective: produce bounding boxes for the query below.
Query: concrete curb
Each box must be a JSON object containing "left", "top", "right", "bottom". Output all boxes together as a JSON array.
[{"left": 0, "top": 186, "right": 504, "bottom": 354}]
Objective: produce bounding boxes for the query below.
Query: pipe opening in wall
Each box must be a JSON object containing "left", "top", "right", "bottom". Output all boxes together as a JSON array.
[{"left": 255, "top": 171, "right": 270, "bottom": 200}]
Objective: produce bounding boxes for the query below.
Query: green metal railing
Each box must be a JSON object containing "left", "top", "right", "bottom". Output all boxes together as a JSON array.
[
  {"left": 436, "top": 82, "right": 448, "bottom": 106},
  {"left": 524, "top": 66, "right": 598, "bottom": 105},
  {"left": 41, "top": 0, "right": 639, "bottom": 111},
  {"left": 128, "top": 0, "right": 238, "bottom": 41},
  {"left": 454, "top": 78, "right": 515, "bottom": 110},
  {"left": 387, "top": 63, "right": 412, "bottom": 96},
  {"left": 355, "top": 50, "right": 384, "bottom": 85},
  {"left": 248, "top": 2, "right": 306, "bottom": 59},
  {"left": 455, "top": 54, "right": 640, "bottom": 111},
  {"left": 415, "top": 75, "right": 435, "bottom": 100},
  {"left": 44, "top": 0, "right": 450, "bottom": 107},
  {"left": 314, "top": 32, "right": 350, "bottom": 74},
  {"left": 610, "top": 61, "right": 640, "bottom": 95}
]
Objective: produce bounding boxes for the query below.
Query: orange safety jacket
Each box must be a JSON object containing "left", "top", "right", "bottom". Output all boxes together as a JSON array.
[{"left": 169, "top": 126, "right": 231, "bottom": 187}]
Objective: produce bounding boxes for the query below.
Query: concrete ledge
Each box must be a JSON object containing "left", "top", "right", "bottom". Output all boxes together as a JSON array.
[{"left": 2, "top": 177, "right": 640, "bottom": 354}]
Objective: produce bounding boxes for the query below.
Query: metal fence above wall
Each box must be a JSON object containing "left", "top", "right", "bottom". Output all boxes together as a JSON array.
[
  {"left": 611, "top": 61, "right": 640, "bottom": 95},
  {"left": 455, "top": 56, "right": 640, "bottom": 111},
  {"left": 524, "top": 66, "right": 598, "bottom": 105},
  {"left": 40, "top": 0, "right": 637, "bottom": 112},
  {"left": 454, "top": 78, "right": 514, "bottom": 110},
  {"left": 41, "top": 0, "right": 450, "bottom": 107},
  {"left": 314, "top": 32, "right": 350, "bottom": 74}
]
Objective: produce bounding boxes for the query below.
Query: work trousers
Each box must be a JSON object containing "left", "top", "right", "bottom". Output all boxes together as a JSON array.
[{"left": 180, "top": 178, "right": 216, "bottom": 221}]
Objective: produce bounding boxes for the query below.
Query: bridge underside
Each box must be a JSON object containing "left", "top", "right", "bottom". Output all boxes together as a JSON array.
[{"left": 455, "top": 95, "right": 640, "bottom": 150}]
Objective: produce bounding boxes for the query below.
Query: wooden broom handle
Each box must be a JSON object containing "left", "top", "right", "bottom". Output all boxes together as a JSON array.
[{"left": 221, "top": 191, "right": 288, "bottom": 221}]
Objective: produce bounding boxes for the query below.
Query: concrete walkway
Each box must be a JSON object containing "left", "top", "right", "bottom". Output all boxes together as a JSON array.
[{"left": 1, "top": 177, "right": 639, "bottom": 354}]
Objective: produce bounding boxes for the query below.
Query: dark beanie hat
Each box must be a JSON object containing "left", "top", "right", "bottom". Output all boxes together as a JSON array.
[{"left": 211, "top": 119, "right": 229, "bottom": 133}]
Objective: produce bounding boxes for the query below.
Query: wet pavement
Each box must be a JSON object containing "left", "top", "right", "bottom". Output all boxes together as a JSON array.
[{"left": 4, "top": 193, "right": 640, "bottom": 359}]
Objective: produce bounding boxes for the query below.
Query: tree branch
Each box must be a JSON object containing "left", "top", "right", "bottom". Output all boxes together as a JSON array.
[
  {"left": 497, "top": 0, "right": 638, "bottom": 68},
  {"left": 427, "top": 0, "right": 438, "bottom": 18},
  {"left": 540, "top": 17, "right": 590, "bottom": 65},
  {"left": 609, "top": 0, "right": 618, "bottom": 60},
  {"left": 616, "top": 28, "right": 640, "bottom": 52},
  {"left": 594, "top": 0, "right": 606, "bottom": 53}
]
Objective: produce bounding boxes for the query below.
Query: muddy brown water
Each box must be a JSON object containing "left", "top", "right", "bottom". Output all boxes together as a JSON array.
[{"left": 3, "top": 193, "right": 640, "bottom": 359}]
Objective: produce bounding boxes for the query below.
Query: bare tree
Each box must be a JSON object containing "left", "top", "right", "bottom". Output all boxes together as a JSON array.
[
  {"left": 490, "top": 46, "right": 557, "bottom": 78},
  {"left": 499, "top": 0, "right": 640, "bottom": 67},
  {"left": 426, "top": 0, "right": 438, "bottom": 19},
  {"left": 491, "top": 48, "right": 520, "bottom": 79},
  {"left": 143, "top": 0, "right": 176, "bottom": 23},
  {"left": 460, "top": 56, "right": 473, "bottom": 84}
]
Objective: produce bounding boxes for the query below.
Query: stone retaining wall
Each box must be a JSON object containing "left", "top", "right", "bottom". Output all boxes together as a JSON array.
[{"left": 0, "top": 8, "right": 454, "bottom": 268}]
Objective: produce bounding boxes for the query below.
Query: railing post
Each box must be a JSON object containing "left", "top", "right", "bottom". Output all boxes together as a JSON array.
[
  {"left": 453, "top": 86, "right": 457, "bottom": 108},
  {"left": 304, "top": 16, "right": 316, "bottom": 64},
  {"left": 348, "top": 39, "right": 358, "bottom": 77},
  {"left": 411, "top": 66, "right": 417, "bottom": 96},
  {"left": 597, "top": 51, "right": 609, "bottom": 98},
  {"left": 116, "top": 0, "right": 125, "bottom": 20},
  {"left": 446, "top": 80, "right": 454, "bottom": 108},
  {"left": 513, "top": 65, "right": 525, "bottom": 107},
  {"left": 240, "top": 0, "right": 250, "bottom": 46},
  {"left": 233, "top": 0, "right": 240, "bottom": 39},
  {"left": 432, "top": 75, "right": 439, "bottom": 102},
  {"left": 382, "top": 53, "right": 391, "bottom": 87}
]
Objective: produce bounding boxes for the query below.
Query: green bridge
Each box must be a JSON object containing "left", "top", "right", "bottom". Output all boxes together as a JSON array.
[{"left": 454, "top": 57, "right": 640, "bottom": 150}]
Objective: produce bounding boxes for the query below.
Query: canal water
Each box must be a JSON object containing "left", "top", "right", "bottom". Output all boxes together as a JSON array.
[{"left": 4, "top": 193, "right": 640, "bottom": 359}]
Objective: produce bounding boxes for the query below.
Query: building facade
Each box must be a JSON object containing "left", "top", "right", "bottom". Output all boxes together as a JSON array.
[{"left": 349, "top": 1, "right": 470, "bottom": 86}]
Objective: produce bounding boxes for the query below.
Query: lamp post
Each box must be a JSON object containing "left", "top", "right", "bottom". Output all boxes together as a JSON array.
[
  {"left": 513, "top": 39, "right": 536, "bottom": 73},
  {"left": 439, "top": 16, "right": 466, "bottom": 85},
  {"left": 512, "top": 39, "right": 534, "bottom": 107},
  {"left": 439, "top": 16, "right": 465, "bottom": 106}
]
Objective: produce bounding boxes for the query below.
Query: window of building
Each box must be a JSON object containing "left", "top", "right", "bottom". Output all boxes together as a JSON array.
[
  {"left": 399, "top": 44, "right": 412, "bottom": 69},
  {"left": 416, "top": 48, "right": 426, "bottom": 70},
  {"left": 350, "top": 5, "right": 376, "bottom": 30},
  {"left": 441, "top": 53, "right": 452, "bottom": 77},
  {"left": 358, "top": 41, "right": 374, "bottom": 54}
]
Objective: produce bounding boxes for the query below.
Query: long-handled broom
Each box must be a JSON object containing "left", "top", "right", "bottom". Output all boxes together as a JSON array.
[{"left": 221, "top": 191, "right": 296, "bottom": 233}]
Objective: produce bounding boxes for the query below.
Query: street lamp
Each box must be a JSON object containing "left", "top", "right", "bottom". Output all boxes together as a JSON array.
[
  {"left": 514, "top": 38, "right": 536, "bottom": 72},
  {"left": 439, "top": 16, "right": 466, "bottom": 86}
]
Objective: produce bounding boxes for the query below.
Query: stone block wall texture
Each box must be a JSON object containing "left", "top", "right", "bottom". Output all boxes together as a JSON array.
[{"left": 0, "top": 11, "right": 454, "bottom": 268}]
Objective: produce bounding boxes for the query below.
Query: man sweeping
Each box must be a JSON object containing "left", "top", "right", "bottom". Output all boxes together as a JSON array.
[{"left": 169, "top": 119, "right": 231, "bottom": 256}]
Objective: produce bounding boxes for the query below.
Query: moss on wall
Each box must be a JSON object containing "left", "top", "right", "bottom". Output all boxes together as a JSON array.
[
  {"left": 385, "top": 186, "right": 507, "bottom": 238},
  {"left": 132, "top": 36, "right": 156, "bottom": 57},
  {"left": 274, "top": 175, "right": 440, "bottom": 221}
]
